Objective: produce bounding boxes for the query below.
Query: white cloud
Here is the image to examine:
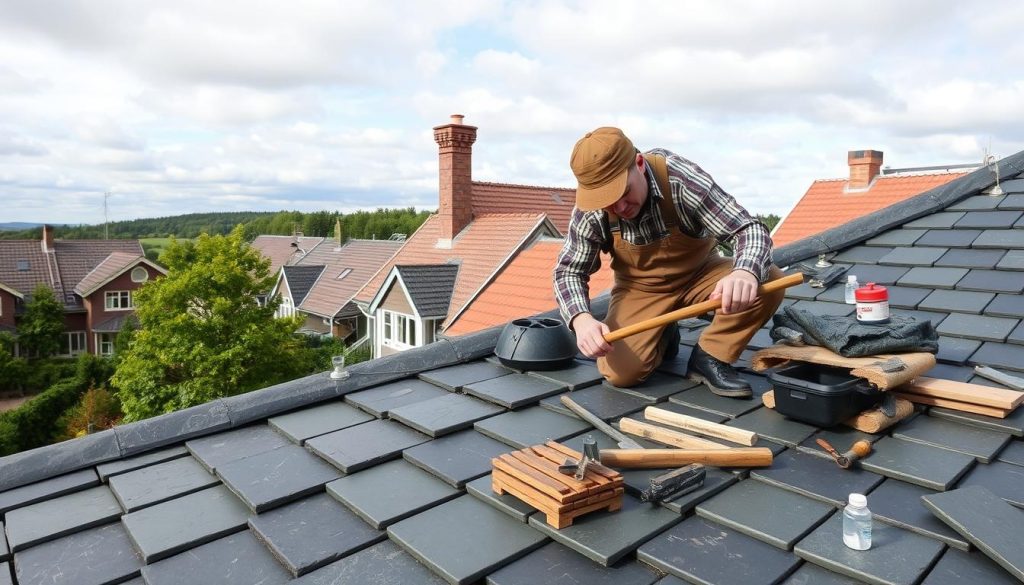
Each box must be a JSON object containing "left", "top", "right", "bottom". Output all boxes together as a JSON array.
[{"left": 0, "top": 0, "right": 1021, "bottom": 223}]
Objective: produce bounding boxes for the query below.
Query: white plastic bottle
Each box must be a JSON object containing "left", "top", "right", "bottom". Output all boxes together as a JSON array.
[
  {"left": 843, "top": 493, "right": 872, "bottom": 550},
  {"left": 844, "top": 275, "right": 859, "bottom": 305}
]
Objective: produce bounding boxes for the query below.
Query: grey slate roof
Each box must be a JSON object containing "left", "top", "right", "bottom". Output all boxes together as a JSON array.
[
  {"left": 396, "top": 263, "right": 459, "bottom": 318},
  {"left": 1, "top": 154, "right": 1024, "bottom": 584},
  {"left": 281, "top": 265, "right": 325, "bottom": 306}
]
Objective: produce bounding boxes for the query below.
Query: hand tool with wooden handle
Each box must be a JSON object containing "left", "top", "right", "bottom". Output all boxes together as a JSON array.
[
  {"left": 603, "top": 272, "right": 804, "bottom": 343},
  {"left": 817, "top": 438, "right": 872, "bottom": 469},
  {"left": 560, "top": 395, "right": 644, "bottom": 450},
  {"left": 644, "top": 406, "right": 758, "bottom": 446},
  {"left": 599, "top": 447, "right": 773, "bottom": 468},
  {"left": 619, "top": 418, "right": 729, "bottom": 450},
  {"left": 640, "top": 464, "right": 706, "bottom": 503}
]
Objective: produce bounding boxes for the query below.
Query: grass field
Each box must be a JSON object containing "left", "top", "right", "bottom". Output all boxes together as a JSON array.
[{"left": 140, "top": 237, "right": 183, "bottom": 262}]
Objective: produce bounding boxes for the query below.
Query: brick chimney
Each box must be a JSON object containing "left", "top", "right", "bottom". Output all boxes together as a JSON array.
[
  {"left": 42, "top": 224, "right": 54, "bottom": 252},
  {"left": 848, "top": 150, "right": 883, "bottom": 189},
  {"left": 433, "top": 114, "right": 477, "bottom": 246}
]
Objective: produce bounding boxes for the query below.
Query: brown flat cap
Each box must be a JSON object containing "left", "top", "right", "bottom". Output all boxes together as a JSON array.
[{"left": 570, "top": 127, "right": 635, "bottom": 211}]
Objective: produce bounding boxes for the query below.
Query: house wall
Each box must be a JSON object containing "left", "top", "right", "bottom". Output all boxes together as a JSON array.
[
  {"left": 302, "top": 314, "right": 331, "bottom": 334},
  {"left": 380, "top": 281, "right": 414, "bottom": 314},
  {"left": 84, "top": 264, "right": 159, "bottom": 353},
  {"left": 0, "top": 290, "right": 15, "bottom": 329}
]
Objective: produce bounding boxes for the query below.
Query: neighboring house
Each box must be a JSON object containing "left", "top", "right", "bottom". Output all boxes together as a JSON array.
[
  {"left": 445, "top": 238, "right": 614, "bottom": 336},
  {"left": 250, "top": 234, "right": 324, "bottom": 276},
  {"left": 0, "top": 226, "right": 164, "bottom": 356},
  {"left": 0, "top": 150, "right": 1022, "bottom": 585},
  {"left": 268, "top": 238, "right": 403, "bottom": 342},
  {"left": 352, "top": 115, "right": 603, "bottom": 358},
  {"left": 771, "top": 150, "right": 974, "bottom": 247}
]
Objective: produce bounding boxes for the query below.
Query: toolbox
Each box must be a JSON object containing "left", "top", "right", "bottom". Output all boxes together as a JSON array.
[{"left": 769, "top": 363, "right": 881, "bottom": 427}]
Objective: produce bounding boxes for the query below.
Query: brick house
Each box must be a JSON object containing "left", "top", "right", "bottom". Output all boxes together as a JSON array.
[{"left": 0, "top": 226, "right": 165, "bottom": 356}]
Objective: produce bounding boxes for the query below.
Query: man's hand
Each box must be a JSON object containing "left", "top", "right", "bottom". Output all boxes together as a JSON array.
[
  {"left": 571, "top": 313, "right": 613, "bottom": 358},
  {"left": 710, "top": 269, "right": 759, "bottom": 314}
]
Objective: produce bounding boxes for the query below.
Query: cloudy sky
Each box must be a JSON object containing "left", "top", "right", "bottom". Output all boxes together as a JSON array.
[{"left": 2, "top": 1, "right": 1022, "bottom": 226}]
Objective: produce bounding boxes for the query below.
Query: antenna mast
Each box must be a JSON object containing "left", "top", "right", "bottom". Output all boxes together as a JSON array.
[{"left": 104, "top": 191, "right": 110, "bottom": 239}]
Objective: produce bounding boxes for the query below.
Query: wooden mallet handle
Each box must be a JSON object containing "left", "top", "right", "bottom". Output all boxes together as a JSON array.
[
  {"left": 599, "top": 447, "right": 774, "bottom": 468},
  {"left": 604, "top": 272, "right": 804, "bottom": 343},
  {"left": 644, "top": 406, "right": 758, "bottom": 446}
]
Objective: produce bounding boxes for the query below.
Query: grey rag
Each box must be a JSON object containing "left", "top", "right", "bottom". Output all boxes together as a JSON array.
[{"left": 770, "top": 306, "right": 938, "bottom": 358}]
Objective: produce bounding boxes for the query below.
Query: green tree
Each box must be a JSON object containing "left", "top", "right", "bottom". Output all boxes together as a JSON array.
[
  {"left": 19, "top": 285, "right": 65, "bottom": 358},
  {"left": 112, "top": 226, "right": 308, "bottom": 421},
  {"left": 0, "top": 333, "right": 28, "bottom": 392}
]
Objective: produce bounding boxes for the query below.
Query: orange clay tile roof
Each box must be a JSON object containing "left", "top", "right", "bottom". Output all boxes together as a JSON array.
[
  {"left": 772, "top": 172, "right": 968, "bottom": 247},
  {"left": 251, "top": 235, "right": 324, "bottom": 275},
  {"left": 472, "top": 182, "right": 575, "bottom": 235},
  {"left": 354, "top": 213, "right": 556, "bottom": 328},
  {"left": 296, "top": 238, "right": 403, "bottom": 318},
  {"left": 445, "top": 239, "right": 614, "bottom": 336}
]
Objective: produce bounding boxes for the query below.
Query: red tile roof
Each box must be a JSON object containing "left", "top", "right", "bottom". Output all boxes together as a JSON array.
[
  {"left": 296, "top": 239, "right": 403, "bottom": 318},
  {"left": 0, "top": 241, "right": 48, "bottom": 296},
  {"left": 445, "top": 239, "right": 614, "bottom": 336},
  {"left": 73, "top": 252, "right": 148, "bottom": 297},
  {"left": 472, "top": 182, "right": 575, "bottom": 235},
  {"left": 251, "top": 235, "right": 324, "bottom": 276},
  {"left": 772, "top": 172, "right": 968, "bottom": 246},
  {"left": 354, "top": 213, "right": 557, "bottom": 328},
  {"left": 53, "top": 240, "right": 144, "bottom": 307}
]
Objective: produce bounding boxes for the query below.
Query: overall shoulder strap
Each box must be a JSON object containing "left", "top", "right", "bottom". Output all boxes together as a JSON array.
[{"left": 643, "top": 153, "right": 682, "bottom": 228}]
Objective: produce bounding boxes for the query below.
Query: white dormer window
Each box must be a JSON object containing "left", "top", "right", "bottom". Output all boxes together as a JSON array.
[
  {"left": 105, "top": 290, "right": 132, "bottom": 310},
  {"left": 131, "top": 266, "right": 149, "bottom": 283}
]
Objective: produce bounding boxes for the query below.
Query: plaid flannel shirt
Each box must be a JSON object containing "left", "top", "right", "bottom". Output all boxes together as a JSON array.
[{"left": 553, "top": 148, "right": 773, "bottom": 325}]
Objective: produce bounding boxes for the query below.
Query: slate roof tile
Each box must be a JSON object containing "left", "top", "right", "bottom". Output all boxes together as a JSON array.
[
  {"left": 388, "top": 392, "right": 505, "bottom": 437},
  {"left": 288, "top": 539, "right": 448, "bottom": 585},
  {"left": 914, "top": 228, "right": 983, "bottom": 247},
  {"left": 12, "top": 522, "right": 143, "bottom": 585},
  {"left": 955, "top": 210, "right": 1023, "bottom": 229},
  {"left": 973, "top": 229, "right": 1024, "bottom": 249},
  {"left": 486, "top": 541, "right": 661, "bottom": 585},
  {"left": 4, "top": 485, "right": 122, "bottom": 552},
  {"left": 401, "top": 428, "right": 513, "bottom": 488},
  {"left": 419, "top": 361, "right": 514, "bottom": 391},
  {"left": 527, "top": 495, "right": 682, "bottom": 567},
  {"left": 896, "top": 266, "right": 968, "bottom": 289},
  {"left": 216, "top": 442, "right": 341, "bottom": 513},
  {"left": 344, "top": 377, "right": 449, "bottom": 417},
  {"left": 905, "top": 211, "right": 965, "bottom": 229},
  {"left": 891, "top": 414, "right": 1012, "bottom": 463},
  {"left": 248, "top": 492, "right": 386, "bottom": 576},
  {"left": 464, "top": 373, "right": 567, "bottom": 409},
  {"left": 395, "top": 263, "right": 459, "bottom": 317},
  {"left": 267, "top": 400, "right": 374, "bottom": 444},
  {"left": 387, "top": 495, "right": 549, "bottom": 585},
  {"left": 794, "top": 514, "right": 945, "bottom": 585},
  {"left": 918, "top": 289, "right": 994, "bottom": 314},
  {"left": 934, "top": 247, "right": 1006, "bottom": 269},
  {"left": 0, "top": 468, "right": 98, "bottom": 514},
  {"left": 866, "top": 479, "right": 970, "bottom": 550},
  {"left": 474, "top": 406, "right": 592, "bottom": 449},
  {"left": 107, "top": 456, "right": 218, "bottom": 512},
  {"left": 185, "top": 424, "right": 292, "bottom": 473},
  {"left": 995, "top": 249, "right": 1024, "bottom": 270},
  {"left": 935, "top": 312, "right": 1019, "bottom": 342},
  {"left": 326, "top": 459, "right": 461, "bottom": 529},
  {"left": 986, "top": 293, "right": 1024, "bottom": 318},
  {"left": 831, "top": 245, "right": 893, "bottom": 264},
  {"left": 638, "top": 516, "right": 802, "bottom": 585},
  {"left": 120, "top": 484, "right": 251, "bottom": 563},
  {"left": 465, "top": 474, "right": 537, "bottom": 522},
  {"left": 140, "top": 529, "right": 291, "bottom": 585},
  {"left": 305, "top": 419, "right": 431, "bottom": 473},
  {"left": 95, "top": 446, "right": 189, "bottom": 481},
  {"left": 525, "top": 359, "right": 604, "bottom": 391},
  {"left": 922, "top": 547, "right": 1022, "bottom": 585}
]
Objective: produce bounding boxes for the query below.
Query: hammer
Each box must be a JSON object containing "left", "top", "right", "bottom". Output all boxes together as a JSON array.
[{"left": 816, "top": 438, "right": 872, "bottom": 469}]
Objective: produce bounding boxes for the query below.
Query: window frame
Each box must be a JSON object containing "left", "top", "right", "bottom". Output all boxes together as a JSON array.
[
  {"left": 105, "top": 290, "right": 133, "bottom": 311},
  {"left": 59, "top": 331, "right": 87, "bottom": 357},
  {"left": 130, "top": 266, "right": 149, "bottom": 283}
]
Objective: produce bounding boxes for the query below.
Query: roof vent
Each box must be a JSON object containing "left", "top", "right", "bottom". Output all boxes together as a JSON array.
[
  {"left": 16, "top": 260, "right": 29, "bottom": 271},
  {"left": 985, "top": 152, "right": 1004, "bottom": 196}
]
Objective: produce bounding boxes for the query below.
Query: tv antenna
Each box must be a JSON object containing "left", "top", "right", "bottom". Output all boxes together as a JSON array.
[{"left": 104, "top": 191, "right": 111, "bottom": 238}]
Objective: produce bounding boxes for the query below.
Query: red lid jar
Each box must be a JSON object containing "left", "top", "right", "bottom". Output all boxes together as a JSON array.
[{"left": 854, "top": 283, "right": 889, "bottom": 324}]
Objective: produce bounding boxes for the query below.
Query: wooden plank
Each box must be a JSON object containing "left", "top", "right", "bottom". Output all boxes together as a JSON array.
[
  {"left": 492, "top": 471, "right": 563, "bottom": 515},
  {"left": 644, "top": 406, "right": 759, "bottom": 445},
  {"left": 894, "top": 393, "right": 1010, "bottom": 419},
  {"left": 492, "top": 455, "right": 572, "bottom": 502},
  {"left": 508, "top": 450, "right": 593, "bottom": 494},
  {"left": 528, "top": 444, "right": 616, "bottom": 486},
  {"left": 904, "top": 377, "right": 1023, "bottom": 410},
  {"left": 619, "top": 418, "right": 730, "bottom": 450}
]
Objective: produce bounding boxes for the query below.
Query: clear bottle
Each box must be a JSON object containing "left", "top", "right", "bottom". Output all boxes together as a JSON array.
[
  {"left": 843, "top": 493, "right": 872, "bottom": 550},
  {"left": 844, "top": 275, "right": 859, "bottom": 304}
]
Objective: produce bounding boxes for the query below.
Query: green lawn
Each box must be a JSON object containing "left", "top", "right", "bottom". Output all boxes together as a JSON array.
[{"left": 140, "top": 237, "right": 183, "bottom": 262}]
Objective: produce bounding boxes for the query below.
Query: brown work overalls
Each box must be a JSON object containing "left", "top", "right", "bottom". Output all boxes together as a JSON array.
[{"left": 597, "top": 154, "right": 785, "bottom": 387}]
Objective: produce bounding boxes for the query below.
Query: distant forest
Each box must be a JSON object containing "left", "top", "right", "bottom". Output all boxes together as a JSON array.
[{"left": 0, "top": 208, "right": 433, "bottom": 242}]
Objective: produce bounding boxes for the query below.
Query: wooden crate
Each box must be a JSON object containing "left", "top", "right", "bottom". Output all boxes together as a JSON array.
[{"left": 491, "top": 441, "right": 624, "bottom": 528}]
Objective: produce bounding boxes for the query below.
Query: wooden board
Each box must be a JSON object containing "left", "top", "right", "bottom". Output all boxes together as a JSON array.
[
  {"left": 894, "top": 392, "right": 1010, "bottom": 419},
  {"left": 619, "top": 418, "right": 730, "bottom": 450},
  {"left": 903, "top": 377, "right": 1024, "bottom": 410},
  {"left": 490, "top": 441, "right": 624, "bottom": 528}
]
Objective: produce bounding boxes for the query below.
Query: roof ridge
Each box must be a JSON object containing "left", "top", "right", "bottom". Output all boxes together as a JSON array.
[{"left": 473, "top": 180, "right": 573, "bottom": 191}]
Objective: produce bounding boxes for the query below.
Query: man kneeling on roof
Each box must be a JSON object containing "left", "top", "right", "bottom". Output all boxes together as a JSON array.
[{"left": 553, "top": 127, "right": 785, "bottom": 398}]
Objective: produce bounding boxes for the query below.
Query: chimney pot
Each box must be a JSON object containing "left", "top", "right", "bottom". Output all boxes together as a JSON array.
[{"left": 450, "top": 114, "right": 465, "bottom": 125}]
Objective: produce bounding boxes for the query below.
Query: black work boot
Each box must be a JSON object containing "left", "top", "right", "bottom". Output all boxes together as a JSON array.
[{"left": 686, "top": 344, "right": 752, "bottom": 398}]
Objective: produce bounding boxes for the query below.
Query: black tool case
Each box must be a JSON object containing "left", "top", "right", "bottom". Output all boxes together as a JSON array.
[{"left": 768, "top": 363, "right": 881, "bottom": 427}]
